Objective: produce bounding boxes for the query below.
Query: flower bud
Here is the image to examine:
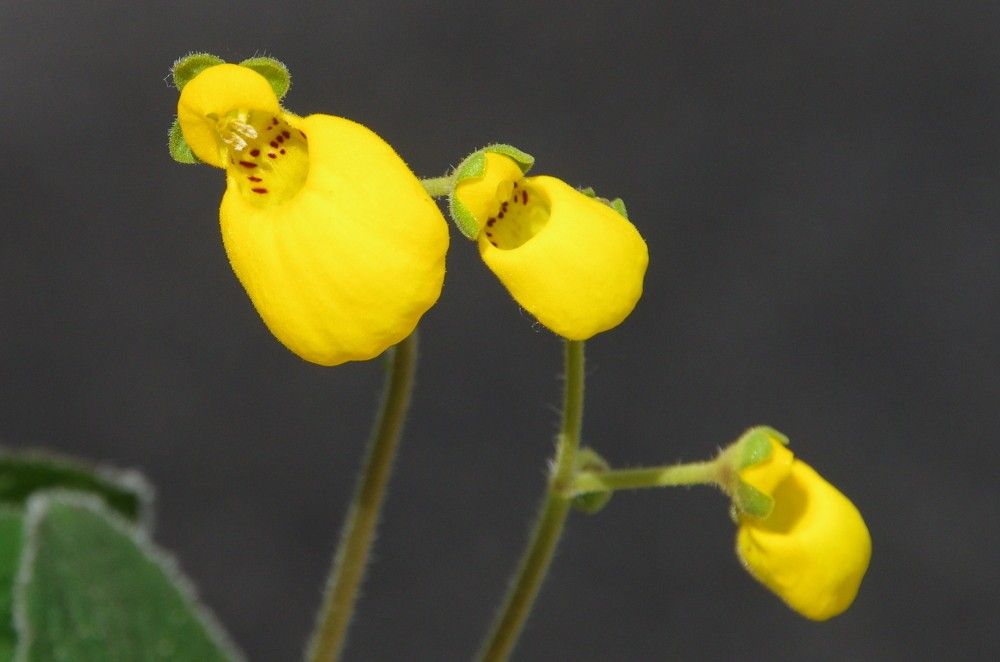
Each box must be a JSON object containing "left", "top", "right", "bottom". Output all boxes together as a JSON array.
[{"left": 724, "top": 428, "right": 871, "bottom": 620}]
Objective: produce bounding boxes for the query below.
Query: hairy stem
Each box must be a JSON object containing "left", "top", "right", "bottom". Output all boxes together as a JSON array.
[
  {"left": 306, "top": 332, "right": 418, "bottom": 662},
  {"left": 477, "top": 340, "right": 585, "bottom": 661},
  {"left": 571, "top": 459, "right": 721, "bottom": 495}
]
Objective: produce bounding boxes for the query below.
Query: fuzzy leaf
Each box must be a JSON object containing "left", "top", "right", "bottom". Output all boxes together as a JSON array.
[
  {"left": 0, "top": 508, "right": 23, "bottom": 660},
  {"left": 0, "top": 450, "right": 151, "bottom": 525},
  {"left": 15, "top": 493, "right": 241, "bottom": 661}
]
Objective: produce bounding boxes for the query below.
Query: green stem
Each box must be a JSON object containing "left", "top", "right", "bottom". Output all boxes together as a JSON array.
[
  {"left": 306, "top": 332, "right": 419, "bottom": 662},
  {"left": 477, "top": 340, "right": 585, "bottom": 662},
  {"left": 571, "top": 460, "right": 720, "bottom": 496},
  {"left": 420, "top": 175, "right": 453, "bottom": 198}
]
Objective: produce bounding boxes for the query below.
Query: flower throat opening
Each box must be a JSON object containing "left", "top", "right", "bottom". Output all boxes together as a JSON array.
[
  {"left": 482, "top": 179, "right": 550, "bottom": 250},
  {"left": 217, "top": 110, "right": 308, "bottom": 207}
]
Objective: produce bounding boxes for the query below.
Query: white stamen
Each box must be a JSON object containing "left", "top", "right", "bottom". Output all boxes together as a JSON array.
[{"left": 219, "top": 119, "right": 258, "bottom": 153}]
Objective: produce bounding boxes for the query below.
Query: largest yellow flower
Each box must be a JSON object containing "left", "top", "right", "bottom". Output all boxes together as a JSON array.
[{"left": 175, "top": 61, "right": 448, "bottom": 366}]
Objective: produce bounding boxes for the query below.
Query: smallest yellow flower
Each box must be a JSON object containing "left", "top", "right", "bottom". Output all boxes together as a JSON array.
[
  {"left": 733, "top": 430, "right": 871, "bottom": 620},
  {"left": 450, "top": 148, "right": 648, "bottom": 340}
]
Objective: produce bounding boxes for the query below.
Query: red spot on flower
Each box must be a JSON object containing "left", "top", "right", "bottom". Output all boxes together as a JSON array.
[
  {"left": 280, "top": 149, "right": 286, "bottom": 154},
  {"left": 268, "top": 153, "right": 277, "bottom": 159},
  {"left": 282, "top": 130, "right": 291, "bottom": 139},
  {"left": 239, "top": 161, "right": 257, "bottom": 168},
  {"left": 248, "top": 176, "right": 263, "bottom": 182},
  {"left": 250, "top": 149, "right": 260, "bottom": 157},
  {"left": 523, "top": 191, "right": 529, "bottom": 203},
  {"left": 251, "top": 187, "right": 268, "bottom": 194}
]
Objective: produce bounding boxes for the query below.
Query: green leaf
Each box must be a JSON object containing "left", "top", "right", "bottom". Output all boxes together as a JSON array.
[
  {"left": 15, "top": 492, "right": 242, "bottom": 661},
  {"left": 171, "top": 53, "right": 224, "bottom": 91},
  {"left": 0, "top": 450, "right": 151, "bottom": 525},
  {"left": 0, "top": 508, "right": 23, "bottom": 661},
  {"left": 238, "top": 56, "right": 291, "bottom": 99},
  {"left": 168, "top": 118, "right": 199, "bottom": 165}
]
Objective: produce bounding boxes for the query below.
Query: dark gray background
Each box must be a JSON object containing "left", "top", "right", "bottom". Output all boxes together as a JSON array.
[{"left": 2, "top": 1, "right": 997, "bottom": 659}]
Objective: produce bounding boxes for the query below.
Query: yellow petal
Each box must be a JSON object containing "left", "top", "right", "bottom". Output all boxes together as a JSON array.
[
  {"left": 478, "top": 176, "right": 648, "bottom": 339},
  {"left": 736, "top": 459, "right": 872, "bottom": 620},
  {"left": 177, "top": 63, "right": 281, "bottom": 168},
  {"left": 220, "top": 113, "right": 449, "bottom": 365}
]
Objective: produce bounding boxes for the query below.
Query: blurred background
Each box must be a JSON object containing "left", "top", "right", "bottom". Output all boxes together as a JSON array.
[{"left": 1, "top": 1, "right": 998, "bottom": 659}]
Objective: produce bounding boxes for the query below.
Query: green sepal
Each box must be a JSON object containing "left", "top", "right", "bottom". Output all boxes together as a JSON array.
[
  {"left": 736, "top": 426, "right": 789, "bottom": 470},
  {"left": 447, "top": 143, "right": 535, "bottom": 184},
  {"left": 171, "top": 52, "right": 225, "bottom": 91},
  {"left": 0, "top": 507, "right": 23, "bottom": 660},
  {"left": 609, "top": 198, "right": 628, "bottom": 219},
  {"left": 14, "top": 491, "right": 243, "bottom": 661},
  {"left": 238, "top": 56, "right": 291, "bottom": 99},
  {"left": 168, "top": 117, "right": 200, "bottom": 165},
  {"left": 734, "top": 481, "right": 774, "bottom": 519},
  {"left": 0, "top": 449, "right": 153, "bottom": 526},
  {"left": 447, "top": 144, "right": 535, "bottom": 239},
  {"left": 726, "top": 426, "right": 788, "bottom": 518},
  {"left": 577, "top": 187, "right": 629, "bottom": 219},
  {"left": 447, "top": 187, "right": 482, "bottom": 239},
  {"left": 571, "top": 448, "right": 612, "bottom": 515},
  {"left": 483, "top": 144, "right": 535, "bottom": 174}
]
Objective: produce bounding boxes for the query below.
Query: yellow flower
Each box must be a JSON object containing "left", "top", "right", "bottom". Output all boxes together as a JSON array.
[
  {"left": 735, "top": 434, "right": 871, "bottom": 620},
  {"left": 176, "top": 62, "right": 448, "bottom": 366},
  {"left": 451, "top": 150, "right": 647, "bottom": 340}
]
